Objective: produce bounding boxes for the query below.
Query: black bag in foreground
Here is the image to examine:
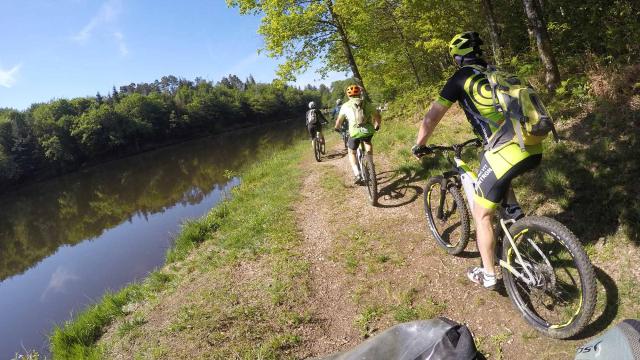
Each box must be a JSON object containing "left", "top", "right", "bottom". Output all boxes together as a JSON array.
[
  {"left": 575, "top": 319, "right": 640, "bottom": 360},
  {"left": 318, "top": 317, "right": 478, "bottom": 360}
]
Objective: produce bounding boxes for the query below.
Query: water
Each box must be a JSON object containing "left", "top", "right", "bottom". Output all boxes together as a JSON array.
[{"left": 0, "top": 121, "right": 302, "bottom": 357}]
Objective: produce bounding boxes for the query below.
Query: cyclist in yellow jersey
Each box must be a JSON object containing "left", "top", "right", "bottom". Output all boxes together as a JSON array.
[
  {"left": 335, "top": 85, "right": 381, "bottom": 184},
  {"left": 412, "top": 32, "right": 542, "bottom": 289}
]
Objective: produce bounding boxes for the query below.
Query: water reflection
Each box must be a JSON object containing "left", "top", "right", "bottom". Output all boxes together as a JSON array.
[{"left": 0, "top": 121, "right": 302, "bottom": 357}]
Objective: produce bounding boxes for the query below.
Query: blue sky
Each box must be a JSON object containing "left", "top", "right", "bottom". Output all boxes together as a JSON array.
[{"left": 0, "top": 0, "right": 347, "bottom": 110}]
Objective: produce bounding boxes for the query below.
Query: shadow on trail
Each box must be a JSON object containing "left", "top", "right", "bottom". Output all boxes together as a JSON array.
[
  {"left": 375, "top": 167, "right": 424, "bottom": 208},
  {"left": 323, "top": 148, "right": 347, "bottom": 161}
]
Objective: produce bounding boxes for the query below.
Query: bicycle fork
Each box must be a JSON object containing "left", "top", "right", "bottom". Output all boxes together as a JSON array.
[{"left": 498, "top": 218, "right": 538, "bottom": 286}]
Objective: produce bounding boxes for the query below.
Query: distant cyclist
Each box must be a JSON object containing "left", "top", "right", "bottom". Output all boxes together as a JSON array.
[
  {"left": 332, "top": 98, "right": 342, "bottom": 119},
  {"left": 306, "top": 101, "right": 328, "bottom": 149},
  {"left": 333, "top": 98, "right": 349, "bottom": 137},
  {"left": 411, "top": 32, "right": 542, "bottom": 289},
  {"left": 335, "top": 85, "right": 381, "bottom": 184}
]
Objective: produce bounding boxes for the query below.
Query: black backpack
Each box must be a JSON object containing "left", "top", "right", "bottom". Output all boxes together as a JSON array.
[{"left": 319, "top": 318, "right": 478, "bottom": 360}]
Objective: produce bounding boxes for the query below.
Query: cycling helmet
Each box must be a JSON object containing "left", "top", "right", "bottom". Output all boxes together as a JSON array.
[
  {"left": 308, "top": 101, "right": 316, "bottom": 109},
  {"left": 336, "top": 99, "right": 342, "bottom": 105},
  {"left": 346, "top": 84, "right": 361, "bottom": 97},
  {"left": 449, "top": 32, "right": 483, "bottom": 59}
]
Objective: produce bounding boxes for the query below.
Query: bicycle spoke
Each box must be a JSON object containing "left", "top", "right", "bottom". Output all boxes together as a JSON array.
[{"left": 507, "top": 228, "right": 585, "bottom": 328}]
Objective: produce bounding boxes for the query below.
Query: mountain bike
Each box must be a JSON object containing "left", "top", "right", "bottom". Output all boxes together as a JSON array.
[
  {"left": 312, "top": 130, "right": 326, "bottom": 162},
  {"left": 356, "top": 141, "right": 378, "bottom": 206},
  {"left": 415, "top": 139, "right": 596, "bottom": 339}
]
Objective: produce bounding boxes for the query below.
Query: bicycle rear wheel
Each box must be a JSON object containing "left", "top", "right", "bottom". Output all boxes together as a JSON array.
[
  {"left": 501, "top": 216, "right": 596, "bottom": 339},
  {"left": 362, "top": 154, "right": 378, "bottom": 206},
  {"left": 423, "top": 176, "right": 470, "bottom": 255},
  {"left": 313, "top": 138, "right": 321, "bottom": 162}
]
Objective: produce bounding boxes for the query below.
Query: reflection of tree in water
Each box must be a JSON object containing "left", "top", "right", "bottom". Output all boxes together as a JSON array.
[{"left": 0, "top": 122, "right": 302, "bottom": 281}]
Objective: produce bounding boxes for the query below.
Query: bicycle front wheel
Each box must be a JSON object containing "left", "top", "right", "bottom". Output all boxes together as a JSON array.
[
  {"left": 501, "top": 216, "right": 596, "bottom": 339},
  {"left": 362, "top": 154, "right": 378, "bottom": 206},
  {"left": 423, "top": 176, "right": 470, "bottom": 255}
]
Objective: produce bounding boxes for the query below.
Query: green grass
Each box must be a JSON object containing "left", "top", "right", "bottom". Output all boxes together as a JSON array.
[
  {"left": 50, "top": 285, "right": 142, "bottom": 359},
  {"left": 355, "top": 304, "right": 384, "bottom": 337},
  {"left": 50, "top": 140, "right": 310, "bottom": 359}
]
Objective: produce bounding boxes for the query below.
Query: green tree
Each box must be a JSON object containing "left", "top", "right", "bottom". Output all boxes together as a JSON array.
[{"left": 227, "top": 0, "right": 367, "bottom": 91}]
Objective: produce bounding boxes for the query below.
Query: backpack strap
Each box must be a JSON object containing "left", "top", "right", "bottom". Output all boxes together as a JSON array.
[{"left": 511, "top": 113, "right": 527, "bottom": 151}]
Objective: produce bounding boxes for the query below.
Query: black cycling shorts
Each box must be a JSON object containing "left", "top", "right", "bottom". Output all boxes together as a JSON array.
[
  {"left": 475, "top": 152, "right": 542, "bottom": 209},
  {"left": 307, "top": 123, "right": 322, "bottom": 139},
  {"left": 347, "top": 135, "right": 373, "bottom": 151}
]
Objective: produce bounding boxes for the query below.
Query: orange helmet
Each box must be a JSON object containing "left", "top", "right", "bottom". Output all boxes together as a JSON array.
[{"left": 346, "top": 84, "right": 362, "bottom": 97}]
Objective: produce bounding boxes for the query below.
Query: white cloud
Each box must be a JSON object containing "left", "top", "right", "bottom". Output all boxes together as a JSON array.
[
  {"left": 0, "top": 63, "right": 22, "bottom": 88},
  {"left": 113, "top": 31, "right": 128, "bottom": 56},
  {"left": 226, "top": 52, "right": 263, "bottom": 76},
  {"left": 40, "top": 266, "right": 80, "bottom": 301},
  {"left": 71, "top": 0, "right": 121, "bottom": 43}
]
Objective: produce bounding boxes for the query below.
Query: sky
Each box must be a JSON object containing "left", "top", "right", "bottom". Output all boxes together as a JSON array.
[{"left": 0, "top": 0, "right": 348, "bottom": 110}]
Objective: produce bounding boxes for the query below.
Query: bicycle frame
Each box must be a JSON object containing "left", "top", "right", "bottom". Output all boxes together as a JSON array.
[{"left": 435, "top": 143, "right": 539, "bottom": 286}]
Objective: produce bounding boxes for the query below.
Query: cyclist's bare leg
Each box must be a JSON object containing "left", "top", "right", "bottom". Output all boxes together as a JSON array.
[
  {"left": 319, "top": 131, "right": 325, "bottom": 144},
  {"left": 348, "top": 148, "right": 359, "bottom": 176},
  {"left": 364, "top": 142, "right": 373, "bottom": 154},
  {"left": 472, "top": 204, "right": 496, "bottom": 275}
]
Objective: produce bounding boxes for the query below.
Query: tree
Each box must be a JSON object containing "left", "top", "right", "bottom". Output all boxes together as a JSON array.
[
  {"left": 112, "top": 86, "right": 120, "bottom": 103},
  {"left": 481, "top": 0, "right": 503, "bottom": 65},
  {"left": 96, "top": 92, "right": 103, "bottom": 105},
  {"left": 522, "top": 0, "right": 560, "bottom": 91},
  {"left": 227, "top": 0, "right": 368, "bottom": 92}
]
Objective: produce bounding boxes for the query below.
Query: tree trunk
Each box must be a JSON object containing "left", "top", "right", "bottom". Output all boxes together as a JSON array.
[
  {"left": 324, "top": 0, "right": 367, "bottom": 94},
  {"left": 481, "top": 0, "right": 503, "bottom": 65},
  {"left": 384, "top": 0, "right": 422, "bottom": 86},
  {"left": 522, "top": 0, "right": 560, "bottom": 91}
]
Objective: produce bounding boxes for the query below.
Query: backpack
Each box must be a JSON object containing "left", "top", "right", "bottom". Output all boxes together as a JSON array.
[
  {"left": 479, "top": 66, "right": 559, "bottom": 151},
  {"left": 353, "top": 101, "right": 367, "bottom": 126},
  {"left": 320, "top": 318, "right": 478, "bottom": 360},
  {"left": 306, "top": 109, "right": 318, "bottom": 126}
]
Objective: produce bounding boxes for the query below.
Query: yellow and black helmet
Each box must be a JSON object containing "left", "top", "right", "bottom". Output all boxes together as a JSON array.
[{"left": 448, "top": 31, "right": 484, "bottom": 58}]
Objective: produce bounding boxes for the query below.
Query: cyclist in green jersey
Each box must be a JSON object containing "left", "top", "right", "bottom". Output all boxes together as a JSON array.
[
  {"left": 335, "top": 84, "right": 381, "bottom": 184},
  {"left": 411, "top": 32, "right": 542, "bottom": 289}
]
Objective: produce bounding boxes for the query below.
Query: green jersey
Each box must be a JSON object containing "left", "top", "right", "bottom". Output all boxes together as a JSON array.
[{"left": 338, "top": 98, "right": 376, "bottom": 139}]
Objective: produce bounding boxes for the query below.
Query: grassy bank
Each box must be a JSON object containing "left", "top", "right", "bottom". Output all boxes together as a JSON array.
[{"left": 50, "top": 139, "right": 310, "bottom": 359}]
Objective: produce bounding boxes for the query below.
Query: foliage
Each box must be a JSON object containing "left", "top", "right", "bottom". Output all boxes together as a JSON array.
[
  {"left": 228, "top": 0, "right": 639, "bottom": 101},
  {"left": 0, "top": 75, "right": 325, "bottom": 188}
]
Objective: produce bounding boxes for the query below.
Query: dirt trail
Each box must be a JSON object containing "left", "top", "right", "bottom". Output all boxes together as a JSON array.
[{"left": 294, "top": 139, "right": 579, "bottom": 359}]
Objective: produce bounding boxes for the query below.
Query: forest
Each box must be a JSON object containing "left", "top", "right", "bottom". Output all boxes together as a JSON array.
[
  {"left": 0, "top": 75, "right": 326, "bottom": 188},
  {"left": 228, "top": 0, "right": 639, "bottom": 103}
]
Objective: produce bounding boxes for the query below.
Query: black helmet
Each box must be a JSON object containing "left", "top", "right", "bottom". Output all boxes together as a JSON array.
[{"left": 449, "top": 32, "right": 484, "bottom": 66}]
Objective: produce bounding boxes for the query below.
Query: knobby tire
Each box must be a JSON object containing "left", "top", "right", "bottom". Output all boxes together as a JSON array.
[
  {"left": 313, "top": 138, "right": 321, "bottom": 162},
  {"left": 363, "top": 154, "right": 378, "bottom": 206},
  {"left": 423, "top": 176, "right": 470, "bottom": 255},
  {"left": 501, "top": 216, "right": 596, "bottom": 339}
]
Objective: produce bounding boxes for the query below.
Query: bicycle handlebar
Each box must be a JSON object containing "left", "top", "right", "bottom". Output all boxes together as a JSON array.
[
  {"left": 429, "top": 138, "right": 482, "bottom": 152},
  {"left": 414, "top": 138, "right": 482, "bottom": 157}
]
